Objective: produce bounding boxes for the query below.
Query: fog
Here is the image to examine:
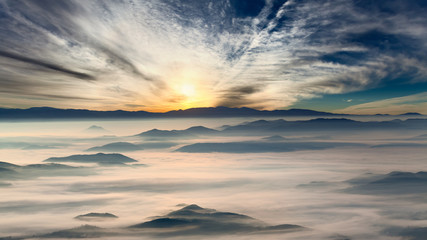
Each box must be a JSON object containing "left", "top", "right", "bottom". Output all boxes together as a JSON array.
[{"left": 0, "top": 116, "right": 426, "bottom": 239}]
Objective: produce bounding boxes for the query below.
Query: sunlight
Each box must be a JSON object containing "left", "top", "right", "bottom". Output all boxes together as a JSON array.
[{"left": 180, "top": 83, "right": 196, "bottom": 98}]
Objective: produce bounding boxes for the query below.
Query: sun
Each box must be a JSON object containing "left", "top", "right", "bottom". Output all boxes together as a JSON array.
[{"left": 180, "top": 83, "right": 196, "bottom": 97}]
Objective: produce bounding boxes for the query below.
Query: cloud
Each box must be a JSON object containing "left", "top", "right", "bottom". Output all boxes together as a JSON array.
[
  {"left": 0, "top": 199, "right": 111, "bottom": 213},
  {"left": 68, "top": 179, "right": 251, "bottom": 194},
  {"left": 335, "top": 92, "right": 427, "bottom": 114},
  {"left": 0, "top": 0, "right": 426, "bottom": 110},
  {"left": 0, "top": 50, "right": 95, "bottom": 80}
]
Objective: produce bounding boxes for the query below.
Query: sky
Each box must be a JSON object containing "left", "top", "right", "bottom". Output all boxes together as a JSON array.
[{"left": 0, "top": 0, "right": 427, "bottom": 114}]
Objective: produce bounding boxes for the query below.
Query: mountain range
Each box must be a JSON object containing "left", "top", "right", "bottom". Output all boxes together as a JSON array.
[
  {"left": 0, "top": 106, "right": 345, "bottom": 119},
  {"left": 0, "top": 106, "right": 423, "bottom": 120}
]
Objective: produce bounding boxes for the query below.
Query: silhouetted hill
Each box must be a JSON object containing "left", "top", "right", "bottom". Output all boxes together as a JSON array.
[
  {"left": 86, "top": 142, "right": 177, "bottom": 152},
  {"left": 162, "top": 106, "right": 338, "bottom": 117},
  {"left": 0, "top": 161, "right": 94, "bottom": 181},
  {"left": 136, "top": 126, "right": 219, "bottom": 138},
  {"left": 345, "top": 171, "right": 427, "bottom": 195},
  {"left": 222, "top": 118, "right": 427, "bottom": 133},
  {"left": 44, "top": 153, "right": 138, "bottom": 165},
  {"left": 5, "top": 204, "right": 305, "bottom": 239},
  {"left": 400, "top": 112, "right": 423, "bottom": 116},
  {"left": 0, "top": 106, "right": 345, "bottom": 119},
  {"left": 175, "top": 141, "right": 365, "bottom": 153},
  {"left": 262, "top": 135, "right": 287, "bottom": 141},
  {"left": 129, "top": 204, "right": 305, "bottom": 235},
  {"left": 75, "top": 213, "right": 118, "bottom": 221},
  {"left": 86, "top": 142, "right": 143, "bottom": 152},
  {"left": 84, "top": 125, "right": 110, "bottom": 133}
]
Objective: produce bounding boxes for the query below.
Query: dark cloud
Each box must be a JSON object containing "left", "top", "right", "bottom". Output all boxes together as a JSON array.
[
  {"left": 0, "top": 50, "right": 95, "bottom": 80},
  {"left": 217, "top": 85, "right": 263, "bottom": 108},
  {"left": 92, "top": 43, "right": 154, "bottom": 81}
]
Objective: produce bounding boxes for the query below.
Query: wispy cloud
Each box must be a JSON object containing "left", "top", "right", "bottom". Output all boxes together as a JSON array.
[
  {"left": 335, "top": 92, "right": 427, "bottom": 114},
  {"left": 0, "top": 0, "right": 426, "bottom": 111}
]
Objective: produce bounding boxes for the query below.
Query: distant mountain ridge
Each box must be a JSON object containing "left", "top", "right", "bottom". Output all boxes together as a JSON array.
[
  {"left": 0, "top": 106, "right": 340, "bottom": 119},
  {"left": 0, "top": 106, "right": 423, "bottom": 119}
]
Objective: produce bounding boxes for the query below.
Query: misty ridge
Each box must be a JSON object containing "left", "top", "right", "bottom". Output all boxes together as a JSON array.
[
  {"left": 0, "top": 107, "right": 341, "bottom": 120},
  {"left": 0, "top": 106, "right": 424, "bottom": 120},
  {"left": 0, "top": 161, "right": 94, "bottom": 182},
  {"left": 2, "top": 204, "right": 306, "bottom": 239},
  {"left": 133, "top": 118, "right": 427, "bottom": 139},
  {"left": 74, "top": 212, "right": 118, "bottom": 222},
  {"left": 43, "top": 153, "right": 144, "bottom": 166}
]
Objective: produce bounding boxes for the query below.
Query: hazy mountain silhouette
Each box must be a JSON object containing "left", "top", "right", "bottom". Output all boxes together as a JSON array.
[
  {"left": 86, "top": 142, "right": 177, "bottom": 152},
  {"left": 262, "top": 135, "right": 287, "bottom": 141},
  {"left": 134, "top": 118, "right": 427, "bottom": 139},
  {"left": 129, "top": 204, "right": 306, "bottom": 236},
  {"left": 136, "top": 126, "right": 219, "bottom": 138},
  {"left": 383, "top": 226, "right": 427, "bottom": 240},
  {"left": 0, "top": 142, "right": 67, "bottom": 150},
  {"left": 222, "top": 118, "right": 427, "bottom": 133},
  {"left": 176, "top": 141, "right": 364, "bottom": 153},
  {"left": 0, "top": 106, "right": 345, "bottom": 119},
  {"left": 44, "top": 153, "right": 138, "bottom": 165},
  {"left": 75, "top": 213, "right": 118, "bottom": 222},
  {"left": 39, "top": 225, "right": 108, "bottom": 238},
  {"left": 0, "top": 161, "right": 94, "bottom": 181},
  {"left": 3, "top": 204, "right": 305, "bottom": 239},
  {"left": 370, "top": 143, "right": 427, "bottom": 148},
  {"left": 86, "top": 142, "right": 142, "bottom": 152},
  {"left": 344, "top": 171, "right": 427, "bottom": 195},
  {"left": 84, "top": 125, "right": 110, "bottom": 133}
]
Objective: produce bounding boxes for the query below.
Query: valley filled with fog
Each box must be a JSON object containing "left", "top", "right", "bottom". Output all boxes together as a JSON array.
[{"left": 1, "top": 116, "right": 427, "bottom": 240}]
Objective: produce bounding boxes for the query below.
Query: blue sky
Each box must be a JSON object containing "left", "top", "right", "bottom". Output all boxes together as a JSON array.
[{"left": 0, "top": 0, "right": 426, "bottom": 113}]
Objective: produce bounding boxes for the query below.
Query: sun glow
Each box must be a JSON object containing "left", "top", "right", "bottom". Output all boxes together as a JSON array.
[
  {"left": 180, "top": 83, "right": 196, "bottom": 97},
  {"left": 145, "top": 64, "right": 218, "bottom": 112}
]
